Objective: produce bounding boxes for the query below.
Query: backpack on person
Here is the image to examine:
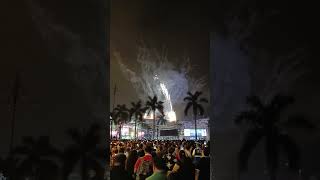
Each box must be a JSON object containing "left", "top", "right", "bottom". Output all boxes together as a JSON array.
[{"left": 136, "top": 158, "right": 153, "bottom": 180}]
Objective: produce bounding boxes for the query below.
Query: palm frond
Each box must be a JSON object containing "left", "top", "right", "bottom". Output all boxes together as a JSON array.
[
  {"left": 157, "top": 115, "right": 168, "bottom": 125},
  {"left": 146, "top": 101, "right": 151, "bottom": 106},
  {"left": 234, "top": 111, "right": 259, "bottom": 125},
  {"left": 238, "top": 129, "right": 264, "bottom": 172},
  {"left": 197, "top": 104, "right": 205, "bottom": 116},
  {"left": 184, "top": 91, "right": 208, "bottom": 118},
  {"left": 195, "top": 91, "right": 203, "bottom": 98},
  {"left": 200, "top": 98, "right": 208, "bottom": 103},
  {"left": 129, "top": 109, "right": 134, "bottom": 120},
  {"left": 158, "top": 108, "right": 164, "bottom": 116},
  {"left": 184, "top": 102, "right": 192, "bottom": 116},
  {"left": 131, "top": 102, "right": 136, "bottom": 107},
  {"left": 281, "top": 114, "right": 314, "bottom": 129},
  {"left": 278, "top": 134, "right": 300, "bottom": 170},
  {"left": 142, "top": 107, "right": 149, "bottom": 113},
  {"left": 138, "top": 114, "right": 144, "bottom": 122}
]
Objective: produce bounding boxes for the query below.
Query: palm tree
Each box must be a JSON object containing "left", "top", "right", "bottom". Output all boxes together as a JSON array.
[
  {"left": 64, "top": 123, "right": 105, "bottom": 180},
  {"left": 113, "top": 104, "right": 130, "bottom": 139},
  {"left": 140, "top": 122, "right": 152, "bottom": 140},
  {"left": 157, "top": 115, "right": 168, "bottom": 139},
  {"left": 145, "top": 96, "right": 164, "bottom": 139},
  {"left": 184, "top": 91, "right": 208, "bottom": 140},
  {"left": 13, "top": 136, "right": 60, "bottom": 180},
  {"left": 129, "top": 100, "right": 147, "bottom": 139},
  {"left": 235, "top": 94, "right": 314, "bottom": 180},
  {"left": 157, "top": 115, "right": 168, "bottom": 126}
]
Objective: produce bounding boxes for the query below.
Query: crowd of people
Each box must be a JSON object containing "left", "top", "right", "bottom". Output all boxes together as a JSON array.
[{"left": 110, "top": 139, "right": 210, "bottom": 180}]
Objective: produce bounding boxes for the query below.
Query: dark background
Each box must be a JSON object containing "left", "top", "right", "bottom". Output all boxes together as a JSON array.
[
  {"left": 1, "top": 0, "right": 108, "bottom": 157},
  {"left": 110, "top": 0, "right": 211, "bottom": 106}
]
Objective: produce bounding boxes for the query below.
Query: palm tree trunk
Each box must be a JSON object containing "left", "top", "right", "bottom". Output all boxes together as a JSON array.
[
  {"left": 194, "top": 114, "right": 197, "bottom": 140},
  {"left": 81, "top": 158, "right": 87, "bottom": 180},
  {"left": 135, "top": 118, "right": 137, "bottom": 140},
  {"left": 119, "top": 124, "right": 122, "bottom": 139},
  {"left": 153, "top": 110, "right": 156, "bottom": 139},
  {"left": 137, "top": 123, "right": 140, "bottom": 140},
  {"left": 266, "top": 133, "right": 277, "bottom": 180}
]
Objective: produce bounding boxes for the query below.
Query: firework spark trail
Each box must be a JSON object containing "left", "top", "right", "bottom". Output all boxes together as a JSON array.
[{"left": 160, "top": 83, "right": 172, "bottom": 111}]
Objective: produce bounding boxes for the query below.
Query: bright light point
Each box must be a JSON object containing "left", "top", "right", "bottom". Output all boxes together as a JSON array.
[
  {"left": 167, "top": 111, "right": 176, "bottom": 122},
  {"left": 111, "top": 131, "right": 117, "bottom": 136},
  {"left": 138, "top": 132, "right": 144, "bottom": 137}
]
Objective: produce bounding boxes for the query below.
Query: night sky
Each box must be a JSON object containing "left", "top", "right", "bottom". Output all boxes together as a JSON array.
[{"left": 110, "top": 0, "right": 211, "bottom": 108}]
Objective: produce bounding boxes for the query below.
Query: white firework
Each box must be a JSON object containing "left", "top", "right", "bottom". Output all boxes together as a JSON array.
[{"left": 114, "top": 44, "right": 206, "bottom": 121}]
